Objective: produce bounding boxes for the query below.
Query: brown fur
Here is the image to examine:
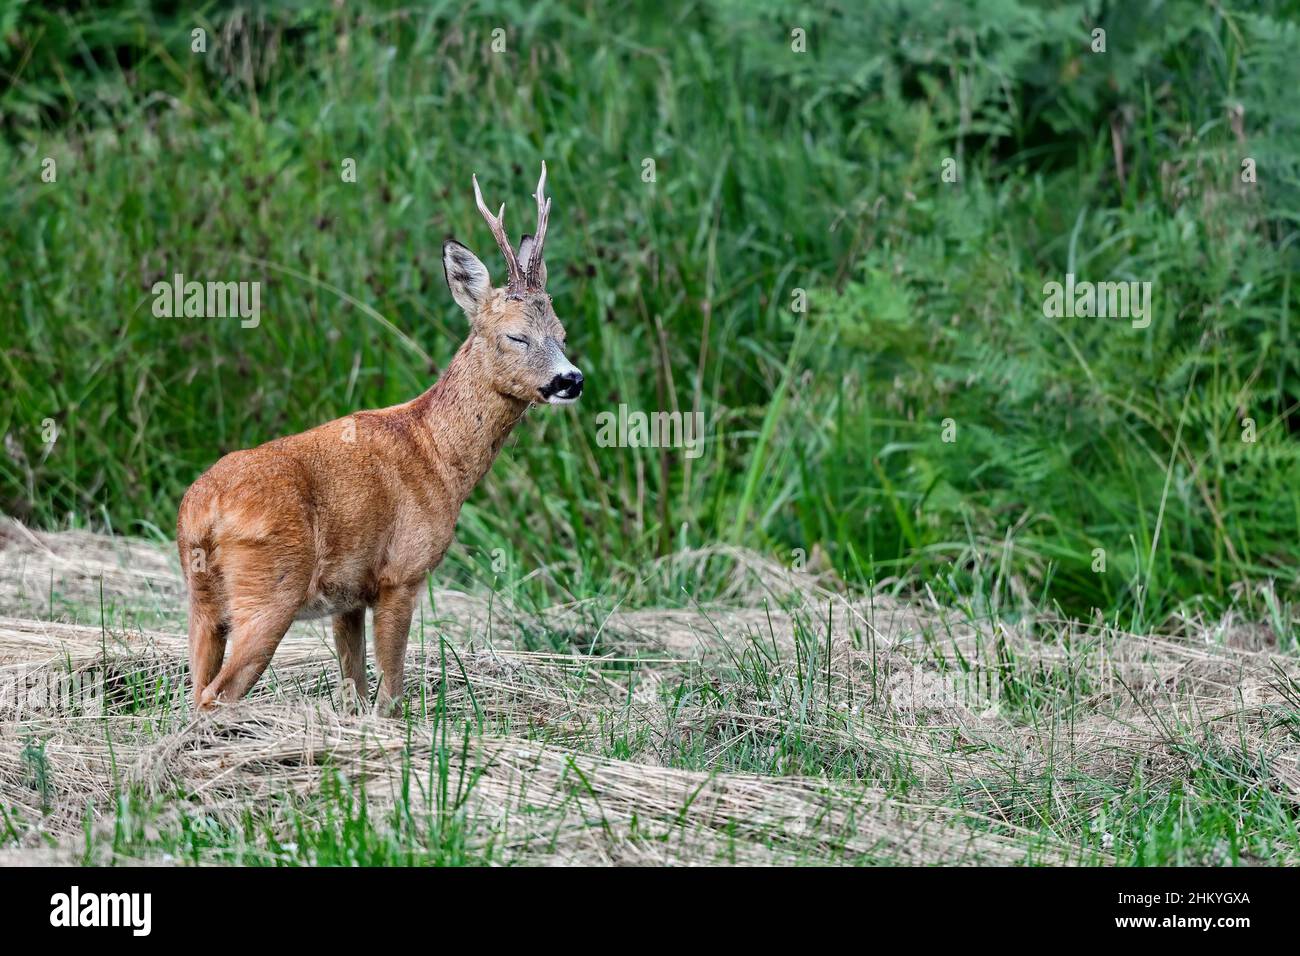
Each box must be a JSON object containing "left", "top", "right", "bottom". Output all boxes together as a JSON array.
[{"left": 179, "top": 269, "right": 578, "bottom": 712}]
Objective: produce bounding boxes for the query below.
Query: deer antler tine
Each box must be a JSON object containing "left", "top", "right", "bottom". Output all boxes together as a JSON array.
[
  {"left": 472, "top": 173, "right": 523, "bottom": 292},
  {"left": 470, "top": 174, "right": 492, "bottom": 222},
  {"left": 524, "top": 161, "right": 550, "bottom": 288},
  {"left": 535, "top": 197, "right": 551, "bottom": 253}
]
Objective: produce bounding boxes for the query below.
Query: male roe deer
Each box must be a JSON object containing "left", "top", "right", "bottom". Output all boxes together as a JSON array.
[{"left": 177, "top": 163, "right": 581, "bottom": 714}]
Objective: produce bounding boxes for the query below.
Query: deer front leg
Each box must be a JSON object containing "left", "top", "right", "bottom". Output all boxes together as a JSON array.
[{"left": 372, "top": 583, "right": 418, "bottom": 716}]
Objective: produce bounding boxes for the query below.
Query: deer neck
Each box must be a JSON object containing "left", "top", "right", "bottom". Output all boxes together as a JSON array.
[{"left": 417, "top": 334, "right": 529, "bottom": 505}]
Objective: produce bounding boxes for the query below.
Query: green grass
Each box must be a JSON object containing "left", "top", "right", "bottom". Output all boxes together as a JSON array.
[
  {"left": 3, "top": 561, "right": 1294, "bottom": 867},
  {"left": 1, "top": 6, "right": 1298, "bottom": 646}
]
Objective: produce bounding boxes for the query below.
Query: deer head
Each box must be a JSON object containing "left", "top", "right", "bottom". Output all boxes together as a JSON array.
[{"left": 441, "top": 162, "right": 583, "bottom": 406}]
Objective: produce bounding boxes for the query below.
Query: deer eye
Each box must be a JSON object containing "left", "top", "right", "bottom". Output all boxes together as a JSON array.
[{"left": 505, "top": 334, "right": 530, "bottom": 348}]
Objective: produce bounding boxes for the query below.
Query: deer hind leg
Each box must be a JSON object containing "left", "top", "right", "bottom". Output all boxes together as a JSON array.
[
  {"left": 187, "top": 592, "right": 229, "bottom": 707},
  {"left": 372, "top": 583, "right": 418, "bottom": 717},
  {"left": 200, "top": 602, "right": 300, "bottom": 707},
  {"left": 183, "top": 537, "right": 229, "bottom": 706},
  {"left": 332, "top": 607, "right": 367, "bottom": 712},
  {"left": 199, "top": 544, "right": 308, "bottom": 708}
]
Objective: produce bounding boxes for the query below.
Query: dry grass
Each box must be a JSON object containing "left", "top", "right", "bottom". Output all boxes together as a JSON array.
[{"left": 1, "top": 518, "right": 1297, "bottom": 865}]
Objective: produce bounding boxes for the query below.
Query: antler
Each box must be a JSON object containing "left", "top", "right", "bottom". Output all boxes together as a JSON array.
[
  {"left": 472, "top": 173, "right": 524, "bottom": 294},
  {"left": 471, "top": 164, "right": 552, "bottom": 295},
  {"left": 521, "top": 161, "right": 551, "bottom": 289}
]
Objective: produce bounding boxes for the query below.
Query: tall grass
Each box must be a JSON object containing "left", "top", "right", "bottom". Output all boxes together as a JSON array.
[{"left": 1, "top": 0, "right": 1298, "bottom": 624}]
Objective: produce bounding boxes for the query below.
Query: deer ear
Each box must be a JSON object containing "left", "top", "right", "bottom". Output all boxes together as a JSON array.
[
  {"left": 442, "top": 240, "right": 492, "bottom": 315},
  {"left": 518, "top": 234, "right": 547, "bottom": 290}
]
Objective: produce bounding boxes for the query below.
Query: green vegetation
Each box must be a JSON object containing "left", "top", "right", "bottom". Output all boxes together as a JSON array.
[
  {"left": 2, "top": 1, "right": 1298, "bottom": 622},
  {"left": 1, "top": 541, "right": 1295, "bottom": 867}
]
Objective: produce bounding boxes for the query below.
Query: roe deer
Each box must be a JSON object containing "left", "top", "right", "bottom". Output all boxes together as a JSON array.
[{"left": 177, "top": 163, "right": 581, "bottom": 714}]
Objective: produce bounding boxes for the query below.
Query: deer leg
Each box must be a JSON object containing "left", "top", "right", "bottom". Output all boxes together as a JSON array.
[
  {"left": 187, "top": 595, "right": 229, "bottom": 708},
  {"left": 332, "top": 607, "right": 367, "bottom": 712},
  {"left": 184, "top": 539, "right": 230, "bottom": 706},
  {"left": 372, "top": 583, "right": 418, "bottom": 717},
  {"left": 199, "top": 604, "right": 298, "bottom": 707},
  {"left": 199, "top": 549, "right": 307, "bottom": 708}
]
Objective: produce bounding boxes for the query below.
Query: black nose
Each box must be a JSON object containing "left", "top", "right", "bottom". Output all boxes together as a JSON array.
[{"left": 545, "top": 370, "right": 583, "bottom": 399}]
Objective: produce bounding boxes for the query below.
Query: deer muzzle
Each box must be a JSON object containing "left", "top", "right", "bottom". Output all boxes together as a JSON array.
[{"left": 542, "top": 354, "right": 584, "bottom": 405}]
